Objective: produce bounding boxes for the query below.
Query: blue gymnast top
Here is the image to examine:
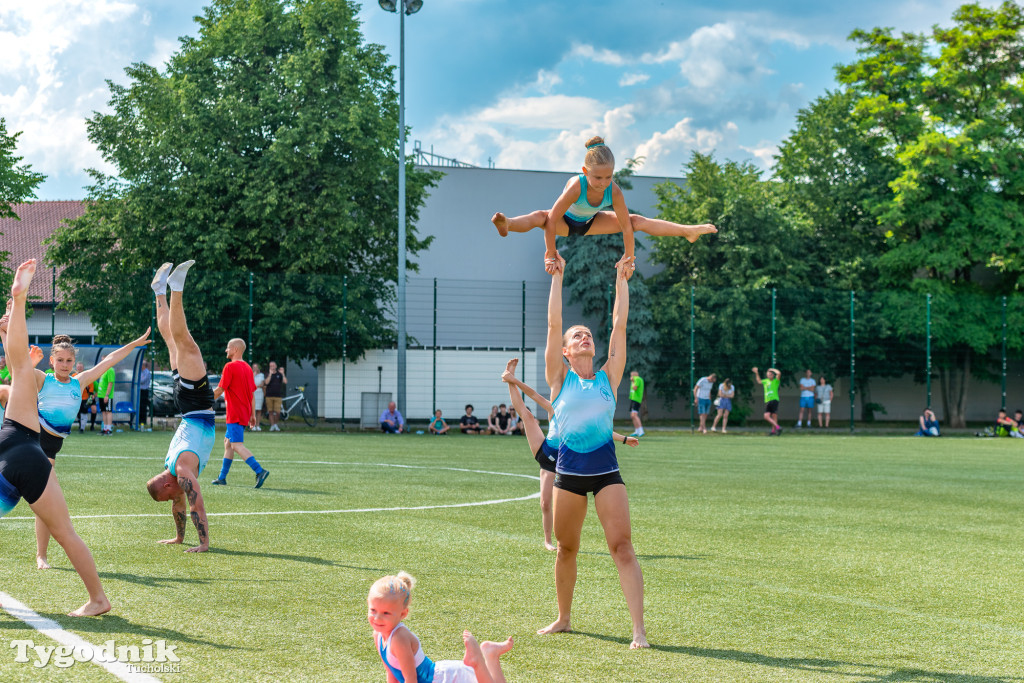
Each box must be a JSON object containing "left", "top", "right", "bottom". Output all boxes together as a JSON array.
[
  {"left": 564, "top": 174, "right": 613, "bottom": 224},
  {"left": 38, "top": 374, "right": 82, "bottom": 438},
  {"left": 377, "top": 624, "right": 435, "bottom": 683},
  {"left": 552, "top": 368, "right": 618, "bottom": 476}
]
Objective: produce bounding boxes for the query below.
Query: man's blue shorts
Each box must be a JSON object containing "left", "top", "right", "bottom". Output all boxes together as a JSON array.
[
  {"left": 800, "top": 396, "right": 815, "bottom": 409},
  {"left": 225, "top": 423, "right": 245, "bottom": 443},
  {"left": 698, "top": 398, "right": 711, "bottom": 415}
]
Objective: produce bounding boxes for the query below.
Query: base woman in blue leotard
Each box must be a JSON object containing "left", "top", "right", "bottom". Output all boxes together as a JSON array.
[
  {"left": 535, "top": 254, "right": 648, "bottom": 648},
  {"left": 0, "top": 260, "right": 110, "bottom": 616},
  {"left": 32, "top": 330, "right": 150, "bottom": 568}
]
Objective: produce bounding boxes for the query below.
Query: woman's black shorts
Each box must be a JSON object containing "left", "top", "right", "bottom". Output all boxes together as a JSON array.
[
  {"left": 0, "top": 418, "right": 52, "bottom": 506},
  {"left": 534, "top": 444, "right": 557, "bottom": 473},
  {"left": 39, "top": 430, "right": 64, "bottom": 460},
  {"left": 554, "top": 470, "right": 624, "bottom": 497}
]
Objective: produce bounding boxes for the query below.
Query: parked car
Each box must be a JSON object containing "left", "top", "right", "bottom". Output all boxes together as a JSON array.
[{"left": 151, "top": 371, "right": 225, "bottom": 416}]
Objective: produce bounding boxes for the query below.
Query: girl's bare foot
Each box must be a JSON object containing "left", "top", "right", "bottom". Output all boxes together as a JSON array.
[
  {"left": 36, "top": 557, "right": 50, "bottom": 570},
  {"left": 544, "top": 541, "right": 556, "bottom": 551},
  {"left": 537, "top": 618, "right": 572, "bottom": 635},
  {"left": 685, "top": 224, "right": 718, "bottom": 243},
  {"left": 630, "top": 629, "right": 649, "bottom": 649},
  {"left": 491, "top": 213, "right": 509, "bottom": 237},
  {"left": 68, "top": 597, "right": 111, "bottom": 617},
  {"left": 501, "top": 358, "right": 518, "bottom": 383},
  {"left": 12, "top": 259, "right": 36, "bottom": 299},
  {"left": 480, "top": 636, "right": 514, "bottom": 658},
  {"left": 462, "top": 631, "right": 483, "bottom": 669}
]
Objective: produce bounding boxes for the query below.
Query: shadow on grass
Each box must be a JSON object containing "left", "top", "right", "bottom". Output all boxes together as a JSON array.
[
  {"left": 572, "top": 630, "right": 1021, "bottom": 682},
  {"left": 0, "top": 613, "right": 240, "bottom": 650},
  {"left": 207, "top": 547, "right": 380, "bottom": 570},
  {"left": 577, "top": 550, "right": 709, "bottom": 561}
]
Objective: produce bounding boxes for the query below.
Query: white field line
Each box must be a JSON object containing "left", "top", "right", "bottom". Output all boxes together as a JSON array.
[
  {"left": 0, "top": 592, "right": 161, "bottom": 683},
  {"left": 1, "top": 457, "right": 541, "bottom": 521}
]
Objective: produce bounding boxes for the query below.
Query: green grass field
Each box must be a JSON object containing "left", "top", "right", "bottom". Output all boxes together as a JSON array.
[{"left": 1, "top": 429, "right": 1022, "bottom": 682}]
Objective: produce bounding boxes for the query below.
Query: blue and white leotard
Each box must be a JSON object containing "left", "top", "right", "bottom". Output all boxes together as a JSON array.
[
  {"left": 564, "top": 174, "right": 613, "bottom": 224},
  {"left": 377, "top": 624, "right": 436, "bottom": 683},
  {"left": 552, "top": 369, "right": 618, "bottom": 476},
  {"left": 38, "top": 374, "right": 82, "bottom": 438}
]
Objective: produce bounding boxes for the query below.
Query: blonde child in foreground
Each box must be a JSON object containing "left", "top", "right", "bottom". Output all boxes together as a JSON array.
[
  {"left": 369, "top": 572, "right": 514, "bottom": 683},
  {"left": 490, "top": 136, "right": 717, "bottom": 274}
]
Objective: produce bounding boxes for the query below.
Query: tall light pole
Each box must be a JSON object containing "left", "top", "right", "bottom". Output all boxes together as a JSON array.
[{"left": 379, "top": 0, "right": 422, "bottom": 417}]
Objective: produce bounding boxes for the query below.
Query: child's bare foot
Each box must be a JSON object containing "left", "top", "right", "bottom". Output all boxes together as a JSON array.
[
  {"left": 68, "top": 597, "right": 111, "bottom": 617},
  {"left": 501, "top": 358, "right": 518, "bottom": 383},
  {"left": 537, "top": 618, "right": 572, "bottom": 635},
  {"left": 462, "top": 631, "right": 483, "bottom": 669},
  {"left": 630, "top": 629, "right": 649, "bottom": 649},
  {"left": 12, "top": 259, "right": 36, "bottom": 299},
  {"left": 491, "top": 213, "right": 509, "bottom": 237},
  {"left": 685, "top": 224, "right": 718, "bottom": 243},
  {"left": 480, "top": 636, "right": 514, "bottom": 658},
  {"left": 544, "top": 541, "right": 556, "bottom": 551},
  {"left": 36, "top": 556, "right": 50, "bottom": 570}
]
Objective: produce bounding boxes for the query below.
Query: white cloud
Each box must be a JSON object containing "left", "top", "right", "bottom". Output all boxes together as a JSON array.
[
  {"left": 618, "top": 72, "right": 650, "bottom": 87},
  {"left": 148, "top": 37, "right": 178, "bottom": 70},
  {"left": 740, "top": 141, "right": 779, "bottom": 170},
  {"left": 474, "top": 95, "right": 604, "bottom": 129},
  {"left": 568, "top": 43, "right": 627, "bottom": 66}
]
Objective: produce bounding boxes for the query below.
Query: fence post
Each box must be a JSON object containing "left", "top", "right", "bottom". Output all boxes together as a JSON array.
[
  {"left": 771, "top": 288, "right": 777, "bottom": 367},
  {"left": 926, "top": 293, "right": 932, "bottom": 410},
  {"left": 51, "top": 266, "right": 56, "bottom": 338},
  {"left": 248, "top": 271, "right": 254, "bottom": 364},
  {"left": 521, "top": 280, "right": 526, "bottom": 383},
  {"left": 1002, "top": 295, "right": 1007, "bottom": 411},
  {"left": 432, "top": 277, "right": 437, "bottom": 414},
  {"left": 150, "top": 269, "right": 157, "bottom": 430},
  {"left": 341, "top": 275, "right": 347, "bottom": 430},
  {"left": 690, "top": 285, "right": 695, "bottom": 433},
  {"left": 850, "top": 291, "right": 855, "bottom": 433}
]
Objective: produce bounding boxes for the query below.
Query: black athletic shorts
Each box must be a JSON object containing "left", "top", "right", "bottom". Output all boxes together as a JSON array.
[
  {"left": 0, "top": 418, "right": 53, "bottom": 505},
  {"left": 563, "top": 214, "right": 595, "bottom": 236},
  {"left": 534, "top": 443, "right": 557, "bottom": 474},
  {"left": 173, "top": 370, "right": 214, "bottom": 414},
  {"left": 765, "top": 399, "right": 779, "bottom": 414},
  {"left": 98, "top": 397, "right": 111, "bottom": 412},
  {"left": 629, "top": 400, "right": 641, "bottom": 413},
  {"left": 39, "top": 430, "right": 64, "bottom": 460},
  {"left": 554, "top": 470, "right": 624, "bottom": 497}
]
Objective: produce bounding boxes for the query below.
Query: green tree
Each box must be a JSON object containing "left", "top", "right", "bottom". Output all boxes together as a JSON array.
[
  {"left": 46, "top": 0, "right": 437, "bottom": 364},
  {"left": 0, "top": 118, "right": 46, "bottom": 291},
  {"left": 837, "top": 1, "right": 1024, "bottom": 426}
]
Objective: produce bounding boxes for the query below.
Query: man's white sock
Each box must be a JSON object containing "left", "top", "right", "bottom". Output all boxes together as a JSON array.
[
  {"left": 167, "top": 260, "right": 195, "bottom": 292},
  {"left": 152, "top": 262, "right": 172, "bottom": 295}
]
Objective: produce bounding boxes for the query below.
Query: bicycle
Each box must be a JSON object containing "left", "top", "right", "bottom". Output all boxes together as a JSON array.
[{"left": 279, "top": 383, "right": 318, "bottom": 427}]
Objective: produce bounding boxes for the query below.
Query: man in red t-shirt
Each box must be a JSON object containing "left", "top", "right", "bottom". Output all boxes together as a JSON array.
[{"left": 210, "top": 338, "right": 269, "bottom": 488}]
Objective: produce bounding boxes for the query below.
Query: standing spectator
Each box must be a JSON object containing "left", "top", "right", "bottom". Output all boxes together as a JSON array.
[
  {"left": 211, "top": 339, "right": 269, "bottom": 487},
  {"left": 429, "top": 409, "right": 449, "bottom": 435},
  {"left": 710, "top": 377, "right": 734, "bottom": 433},
  {"left": 628, "top": 370, "right": 645, "bottom": 437},
  {"left": 97, "top": 357, "right": 116, "bottom": 436},
  {"left": 692, "top": 372, "right": 717, "bottom": 434},
  {"left": 796, "top": 369, "right": 816, "bottom": 428},
  {"left": 0, "top": 355, "right": 9, "bottom": 384},
  {"left": 138, "top": 360, "right": 151, "bottom": 429},
  {"left": 486, "top": 405, "right": 500, "bottom": 434},
  {"left": 264, "top": 360, "right": 287, "bottom": 432},
  {"left": 753, "top": 366, "right": 782, "bottom": 435},
  {"left": 380, "top": 401, "right": 404, "bottom": 433},
  {"left": 815, "top": 376, "right": 834, "bottom": 428},
  {"left": 251, "top": 363, "right": 265, "bottom": 431},
  {"left": 73, "top": 362, "right": 96, "bottom": 433},
  {"left": 916, "top": 408, "right": 940, "bottom": 436},
  {"left": 460, "top": 404, "right": 484, "bottom": 434}
]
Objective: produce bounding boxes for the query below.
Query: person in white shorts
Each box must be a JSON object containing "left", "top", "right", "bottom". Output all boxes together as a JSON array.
[
  {"left": 815, "top": 376, "right": 834, "bottom": 428},
  {"left": 369, "top": 572, "right": 513, "bottom": 683},
  {"left": 144, "top": 261, "right": 215, "bottom": 553}
]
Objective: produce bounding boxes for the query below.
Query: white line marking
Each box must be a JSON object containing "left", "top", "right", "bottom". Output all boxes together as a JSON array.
[
  {"left": 0, "top": 592, "right": 161, "bottom": 682},
  {"left": 0, "top": 459, "right": 541, "bottom": 521}
]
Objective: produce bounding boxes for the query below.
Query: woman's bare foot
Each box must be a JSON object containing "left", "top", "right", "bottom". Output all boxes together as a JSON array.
[
  {"left": 501, "top": 358, "right": 518, "bottom": 383},
  {"left": 491, "top": 213, "right": 509, "bottom": 237},
  {"left": 544, "top": 541, "right": 556, "bottom": 551},
  {"left": 36, "top": 556, "right": 50, "bottom": 570},
  {"left": 12, "top": 259, "right": 36, "bottom": 299},
  {"left": 685, "top": 224, "right": 718, "bottom": 243},
  {"left": 68, "top": 597, "right": 111, "bottom": 617},
  {"left": 630, "top": 629, "right": 649, "bottom": 649},
  {"left": 537, "top": 618, "right": 572, "bottom": 635}
]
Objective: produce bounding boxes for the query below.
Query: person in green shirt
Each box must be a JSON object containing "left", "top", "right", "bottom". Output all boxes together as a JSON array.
[
  {"left": 752, "top": 366, "right": 782, "bottom": 435},
  {"left": 0, "top": 356, "right": 10, "bottom": 384},
  {"left": 628, "top": 371, "right": 645, "bottom": 437},
  {"left": 96, "top": 362, "right": 116, "bottom": 435}
]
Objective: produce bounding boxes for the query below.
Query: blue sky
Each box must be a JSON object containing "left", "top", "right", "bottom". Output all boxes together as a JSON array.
[{"left": 0, "top": 0, "right": 997, "bottom": 200}]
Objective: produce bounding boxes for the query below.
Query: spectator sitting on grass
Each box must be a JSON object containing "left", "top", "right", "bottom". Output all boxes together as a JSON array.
[
  {"left": 429, "top": 409, "right": 449, "bottom": 435},
  {"left": 494, "top": 403, "right": 513, "bottom": 435},
  {"left": 916, "top": 408, "right": 940, "bottom": 437},
  {"left": 380, "top": 401, "right": 404, "bottom": 434},
  {"left": 460, "top": 404, "right": 484, "bottom": 434},
  {"left": 509, "top": 408, "right": 524, "bottom": 435},
  {"left": 995, "top": 409, "right": 1023, "bottom": 438}
]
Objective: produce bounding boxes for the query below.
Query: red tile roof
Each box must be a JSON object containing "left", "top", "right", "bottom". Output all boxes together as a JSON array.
[{"left": 0, "top": 201, "right": 86, "bottom": 302}]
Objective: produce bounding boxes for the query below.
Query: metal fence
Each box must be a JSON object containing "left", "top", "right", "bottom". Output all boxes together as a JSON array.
[{"left": 25, "top": 268, "right": 1024, "bottom": 430}]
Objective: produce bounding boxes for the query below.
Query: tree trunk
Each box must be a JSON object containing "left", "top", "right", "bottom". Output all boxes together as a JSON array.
[
  {"left": 939, "top": 348, "right": 970, "bottom": 429},
  {"left": 856, "top": 376, "right": 873, "bottom": 421}
]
